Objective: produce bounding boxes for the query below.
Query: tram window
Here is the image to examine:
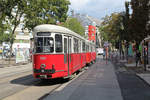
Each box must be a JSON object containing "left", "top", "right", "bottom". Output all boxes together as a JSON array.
[
  {"left": 73, "top": 38, "right": 76, "bottom": 53},
  {"left": 43, "top": 37, "right": 54, "bottom": 53},
  {"left": 82, "top": 42, "right": 85, "bottom": 52},
  {"left": 37, "top": 37, "right": 43, "bottom": 46},
  {"left": 87, "top": 45, "right": 89, "bottom": 52},
  {"left": 35, "top": 37, "right": 54, "bottom": 53},
  {"left": 55, "top": 34, "right": 62, "bottom": 52},
  {"left": 64, "top": 38, "right": 67, "bottom": 53},
  {"left": 79, "top": 41, "right": 81, "bottom": 53},
  {"left": 86, "top": 45, "right": 87, "bottom": 52},
  {"left": 69, "top": 39, "right": 72, "bottom": 53},
  {"left": 36, "top": 37, "right": 43, "bottom": 53},
  {"left": 73, "top": 38, "right": 78, "bottom": 53}
]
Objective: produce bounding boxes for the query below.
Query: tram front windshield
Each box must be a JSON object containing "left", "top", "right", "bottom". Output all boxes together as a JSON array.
[{"left": 35, "top": 37, "right": 54, "bottom": 53}]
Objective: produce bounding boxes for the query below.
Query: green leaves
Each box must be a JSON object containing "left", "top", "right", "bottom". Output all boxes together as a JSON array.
[
  {"left": 62, "top": 17, "right": 85, "bottom": 36},
  {"left": 130, "top": 0, "right": 149, "bottom": 43},
  {"left": 24, "top": 0, "right": 70, "bottom": 31},
  {"left": 0, "top": 0, "right": 70, "bottom": 43},
  {"left": 99, "top": 13, "right": 125, "bottom": 46}
]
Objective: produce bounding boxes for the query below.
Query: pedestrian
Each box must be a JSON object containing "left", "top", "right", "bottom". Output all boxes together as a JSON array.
[
  {"left": 103, "top": 48, "right": 106, "bottom": 60},
  {"left": 136, "top": 50, "right": 141, "bottom": 67}
]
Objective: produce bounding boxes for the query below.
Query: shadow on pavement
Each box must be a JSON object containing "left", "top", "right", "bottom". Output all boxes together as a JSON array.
[
  {"left": 36, "top": 78, "right": 69, "bottom": 86},
  {"left": 10, "top": 74, "right": 69, "bottom": 86}
]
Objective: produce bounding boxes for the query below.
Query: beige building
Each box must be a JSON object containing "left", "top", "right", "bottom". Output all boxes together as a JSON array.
[{"left": 13, "top": 24, "right": 33, "bottom": 49}]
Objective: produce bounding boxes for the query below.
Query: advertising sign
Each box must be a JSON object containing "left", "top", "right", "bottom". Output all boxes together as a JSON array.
[{"left": 16, "top": 48, "right": 29, "bottom": 63}]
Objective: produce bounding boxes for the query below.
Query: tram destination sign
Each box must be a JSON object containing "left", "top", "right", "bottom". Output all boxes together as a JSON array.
[{"left": 37, "top": 32, "right": 51, "bottom": 36}]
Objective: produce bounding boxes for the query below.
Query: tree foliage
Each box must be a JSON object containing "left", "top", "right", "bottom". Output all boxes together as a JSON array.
[
  {"left": 0, "top": 0, "right": 70, "bottom": 38},
  {"left": 62, "top": 17, "right": 85, "bottom": 36},
  {"left": 24, "top": 0, "right": 70, "bottom": 31},
  {"left": 130, "top": 0, "right": 149, "bottom": 43},
  {"left": 123, "top": 1, "right": 130, "bottom": 41},
  {"left": 99, "top": 13, "right": 124, "bottom": 46},
  {"left": 0, "top": 0, "right": 70, "bottom": 57}
]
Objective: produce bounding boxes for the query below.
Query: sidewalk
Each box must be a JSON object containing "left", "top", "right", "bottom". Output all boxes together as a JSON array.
[
  {"left": 137, "top": 74, "right": 150, "bottom": 85},
  {"left": 118, "top": 58, "right": 150, "bottom": 88},
  {"left": 0, "top": 58, "right": 31, "bottom": 68},
  {"left": 44, "top": 58, "right": 123, "bottom": 100}
]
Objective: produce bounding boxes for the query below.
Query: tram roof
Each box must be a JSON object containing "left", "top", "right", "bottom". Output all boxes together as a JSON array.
[{"left": 33, "top": 24, "right": 85, "bottom": 40}]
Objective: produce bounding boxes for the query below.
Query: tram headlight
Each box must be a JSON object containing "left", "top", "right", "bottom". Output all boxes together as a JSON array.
[{"left": 41, "top": 64, "right": 46, "bottom": 68}]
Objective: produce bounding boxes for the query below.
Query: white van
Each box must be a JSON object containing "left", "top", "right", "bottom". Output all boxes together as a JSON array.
[{"left": 97, "top": 48, "right": 104, "bottom": 55}]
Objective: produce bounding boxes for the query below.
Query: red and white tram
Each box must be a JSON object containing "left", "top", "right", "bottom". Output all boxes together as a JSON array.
[{"left": 32, "top": 24, "right": 96, "bottom": 79}]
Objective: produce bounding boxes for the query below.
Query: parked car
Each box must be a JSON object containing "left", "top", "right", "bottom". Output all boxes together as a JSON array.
[{"left": 97, "top": 48, "right": 104, "bottom": 55}]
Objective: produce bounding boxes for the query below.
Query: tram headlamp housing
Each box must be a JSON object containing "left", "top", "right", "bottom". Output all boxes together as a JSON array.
[{"left": 41, "top": 64, "right": 46, "bottom": 68}]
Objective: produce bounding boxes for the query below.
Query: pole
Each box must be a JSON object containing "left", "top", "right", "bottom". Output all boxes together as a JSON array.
[
  {"left": 119, "top": 41, "right": 121, "bottom": 59},
  {"left": 144, "top": 40, "right": 146, "bottom": 71},
  {"left": 106, "top": 47, "right": 108, "bottom": 64}
]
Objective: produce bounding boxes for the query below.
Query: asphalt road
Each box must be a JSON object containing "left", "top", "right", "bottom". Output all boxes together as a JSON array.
[
  {"left": 44, "top": 56, "right": 123, "bottom": 100},
  {"left": 0, "top": 62, "right": 88, "bottom": 100},
  {"left": 2, "top": 55, "right": 150, "bottom": 100},
  {"left": 0, "top": 63, "right": 65, "bottom": 100}
]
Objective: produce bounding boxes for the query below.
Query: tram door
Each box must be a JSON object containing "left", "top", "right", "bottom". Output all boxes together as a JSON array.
[{"left": 64, "top": 36, "right": 72, "bottom": 76}]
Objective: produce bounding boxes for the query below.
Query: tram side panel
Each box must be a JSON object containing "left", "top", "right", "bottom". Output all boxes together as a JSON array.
[
  {"left": 91, "top": 52, "right": 96, "bottom": 61},
  {"left": 81, "top": 53, "right": 86, "bottom": 68},
  {"left": 72, "top": 53, "right": 81, "bottom": 73},
  {"left": 86, "top": 52, "right": 91, "bottom": 64},
  {"left": 33, "top": 54, "right": 69, "bottom": 79}
]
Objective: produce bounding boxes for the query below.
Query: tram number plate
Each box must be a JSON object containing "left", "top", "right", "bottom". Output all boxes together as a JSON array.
[
  {"left": 40, "top": 75, "right": 47, "bottom": 78},
  {"left": 41, "top": 69, "right": 45, "bottom": 73}
]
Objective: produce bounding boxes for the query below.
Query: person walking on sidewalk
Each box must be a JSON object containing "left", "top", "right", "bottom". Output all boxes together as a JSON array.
[
  {"left": 136, "top": 49, "right": 141, "bottom": 67},
  {"left": 103, "top": 48, "right": 106, "bottom": 60}
]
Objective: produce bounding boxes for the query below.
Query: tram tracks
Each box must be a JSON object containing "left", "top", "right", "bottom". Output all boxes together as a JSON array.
[
  {"left": 0, "top": 71, "right": 41, "bottom": 100},
  {"left": 1, "top": 65, "right": 88, "bottom": 100}
]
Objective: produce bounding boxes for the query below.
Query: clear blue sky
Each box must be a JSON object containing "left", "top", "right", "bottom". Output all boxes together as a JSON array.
[{"left": 69, "top": 0, "right": 130, "bottom": 19}]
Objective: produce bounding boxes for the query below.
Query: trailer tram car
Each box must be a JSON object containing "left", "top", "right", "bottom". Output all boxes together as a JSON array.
[{"left": 32, "top": 24, "right": 96, "bottom": 79}]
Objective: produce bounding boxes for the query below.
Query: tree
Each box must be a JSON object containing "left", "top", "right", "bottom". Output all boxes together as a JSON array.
[
  {"left": 24, "top": 0, "right": 70, "bottom": 31},
  {"left": 99, "top": 13, "right": 124, "bottom": 46},
  {"left": 130, "top": 0, "right": 149, "bottom": 43},
  {"left": 62, "top": 17, "right": 85, "bottom": 36},
  {"left": 0, "top": 0, "right": 70, "bottom": 60},
  {"left": 0, "top": 0, "right": 19, "bottom": 43},
  {"left": 123, "top": 1, "right": 130, "bottom": 41}
]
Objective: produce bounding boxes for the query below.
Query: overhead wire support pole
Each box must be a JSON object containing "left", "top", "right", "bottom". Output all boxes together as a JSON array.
[{"left": 144, "top": 40, "right": 146, "bottom": 71}]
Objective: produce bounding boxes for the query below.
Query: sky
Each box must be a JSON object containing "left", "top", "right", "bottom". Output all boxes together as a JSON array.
[{"left": 69, "top": 0, "right": 130, "bottom": 20}]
